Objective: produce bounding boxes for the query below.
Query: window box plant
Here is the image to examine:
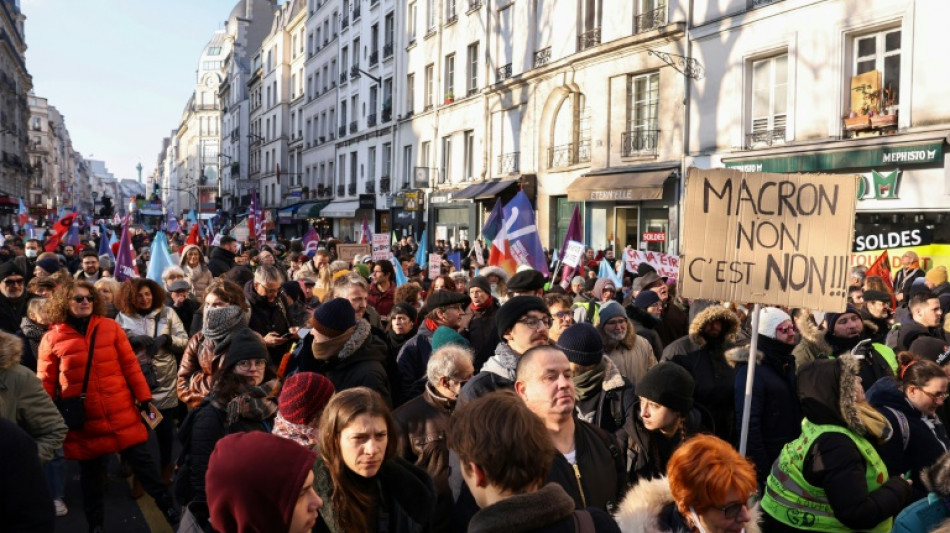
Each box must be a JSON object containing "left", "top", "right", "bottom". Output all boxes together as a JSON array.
[{"left": 444, "top": 91, "right": 454, "bottom": 104}]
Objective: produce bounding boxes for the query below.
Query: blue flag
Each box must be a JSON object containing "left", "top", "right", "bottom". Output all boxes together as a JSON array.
[
  {"left": 482, "top": 200, "right": 503, "bottom": 243},
  {"left": 598, "top": 257, "right": 622, "bottom": 287},
  {"left": 448, "top": 251, "right": 461, "bottom": 271},
  {"left": 414, "top": 230, "right": 428, "bottom": 267},
  {"left": 98, "top": 223, "right": 114, "bottom": 261},
  {"left": 392, "top": 253, "right": 408, "bottom": 287},
  {"left": 146, "top": 231, "right": 175, "bottom": 284},
  {"left": 187, "top": 209, "right": 197, "bottom": 223},
  {"left": 167, "top": 213, "right": 180, "bottom": 233},
  {"left": 501, "top": 191, "right": 549, "bottom": 275}
]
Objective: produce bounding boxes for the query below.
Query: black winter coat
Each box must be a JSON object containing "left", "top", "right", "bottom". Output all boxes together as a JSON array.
[
  {"left": 729, "top": 335, "right": 802, "bottom": 488},
  {"left": 0, "top": 292, "right": 28, "bottom": 334},
  {"left": 574, "top": 360, "right": 637, "bottom": 456},
  {"left": 206, "top": 246, "right": 235, "bottom": 277},
  {"left": 867, "top": 377, "right": 950, "bottom": 501},
  {"left": 671, "top": 345, "right": 736, "bottom": 442},
  {"left": 465, "top": 483, "right": 620, "bottom": 533},
  {"left": 0, "top": 418, "right": 54, "bottom": 533},
  {"left": 460, "top": 300, "right": 501, "bottom": 371},
  {"left": 243, "top": 280, "right": 294, "bottom": 364},
  {"left": 547, "top": 418, "right": 626, "bottom": 513},
  {"left": 396, "top": 322, "right": 436, "bottom": 402},
  {"left": 625, "top": 307, "right": 664, "bottom": 363}
]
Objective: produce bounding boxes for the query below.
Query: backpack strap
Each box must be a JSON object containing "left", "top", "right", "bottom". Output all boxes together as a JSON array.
[
  {"left": 572, "top": 509, "right": 595, "bottom": 533},
  {"left": 883, "top": 405, "right": 910, "bottom": 451}
]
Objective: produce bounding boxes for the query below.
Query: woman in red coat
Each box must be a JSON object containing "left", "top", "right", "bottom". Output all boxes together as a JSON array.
[{"left": 37, "top": 280, "right": 179, "bottom": 531}]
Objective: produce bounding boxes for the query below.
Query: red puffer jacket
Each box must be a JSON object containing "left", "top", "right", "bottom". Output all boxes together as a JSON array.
[{"left": 37, "top": 315, "right": 152, "bottom": 461}]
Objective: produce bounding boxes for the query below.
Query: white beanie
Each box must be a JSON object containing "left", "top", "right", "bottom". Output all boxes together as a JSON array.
[{"left": 757, "top": 307, "right": 792, "bottom": 339}]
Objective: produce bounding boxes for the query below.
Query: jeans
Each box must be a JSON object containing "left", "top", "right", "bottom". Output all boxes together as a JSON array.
[
  {"left": 44, "top": 447, "right": 66, "bottom": 499},
  {"left": 79, "top": 441, "right": 174, "bottom": 528}
]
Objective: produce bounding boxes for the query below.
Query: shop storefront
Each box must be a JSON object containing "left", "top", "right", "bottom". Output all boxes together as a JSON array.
[
  {"left": 321, "top": 200, "right": 358, "bottom": 241},
  {"left": 428, "top": 190, "right": 475, "bottom": 251},
  {"left": 723, "top": 137, "right": 950, "bottom": 257},
  {"left": 276, "top": 201, "right": 330, "bottom": 239},
  {"left": 390, "top": 190, "right": 423, "bottom": 240},
  {"left": 564, "top": 165, "right": 679, "bottom": 255},
  {"left": 449, "top": 175, "right": 537, "bottom": 249}
]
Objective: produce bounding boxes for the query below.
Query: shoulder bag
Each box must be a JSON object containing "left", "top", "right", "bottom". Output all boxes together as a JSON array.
[{"left": 56, "top": 326, "right": 98, "bottom": 430}]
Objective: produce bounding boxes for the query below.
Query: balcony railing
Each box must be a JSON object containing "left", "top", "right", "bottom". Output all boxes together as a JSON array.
[
  {"left": 745, "top": 128, "right": 786, "bottom": 148},
  {"left": 348, "top": 182, "right": 357, "bottom": 195},
  {"left": 341, "top": 16, "right": 349, "bottom": 29},
  {"left": 337, "top": 184, "right": 345, "bottom": 196},
  {"left": 380, "top": 176, "right": 390, "bottom": 192},
  {"left": 338, "top": 125, "right": 347, "bottom": 137},
  {"left": 752, "top": 0, "right": 783, "bottom": 6},
  {"left": 534, "top": 47, "right": 551, "bottom": 68},
  {"left": 340, "top": 72, "right": 347, "bottom": 85},
  {"left": 468, "top": 0, "right": 482, "bottom": 11},
  {"left": 497, "top": 152, "right": 520, "bottom": 174},
  {"left": 349, "top": 121, "right": 358, "bottom": 134},
  {"left": 635, "top": 6, "right": 666, "bottom": 33},
  {"left": 350, "top": 65, "right": 360, "bottom": 79},
  {"left": 548, "top": 140, "right": 591, "bottom": 168},
  {"left": 365, "top": 180, "right": 375, "bottom": 193},
  {"left": 578, "top": 27, "right": 601, "bottom": 50},
  {"left": 367, "top": 113, "right": 377, "bottom": 127},
  {"left": 369, "top": 51, "right": 379, "bottom": 65},
  {"left": 383, "top": 42, "right": 393, "bottom": 58},
  {"left": 382, "top": 108, "right": 392, "bottom": 122},
  {"left": 621, "top": 129, "right": 660, "bottom": 156},
  {"left": 496, "top": 63, "right": 512, "bottom": 83}
]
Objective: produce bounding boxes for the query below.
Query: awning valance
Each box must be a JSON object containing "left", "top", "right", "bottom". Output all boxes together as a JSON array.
[
  {"left": 320, "top": 200, "right": 359, "bottom": 218},
  {"left": 566, "top": 170, "right": 671, "bottom": 202},
  {"left": 452, "top": 179, "right": 518, "bottom": 200}
]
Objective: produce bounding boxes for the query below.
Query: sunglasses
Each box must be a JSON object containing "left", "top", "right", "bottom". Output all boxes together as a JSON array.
[
  {"left": 3, "top": 278, "right": 24, "bottom": 286},
  {"left": 776, "top": 324, "right": 797, "bottom": 335},
  {"left": 72, "top": 295, "right": 94, "bottom": 303}
]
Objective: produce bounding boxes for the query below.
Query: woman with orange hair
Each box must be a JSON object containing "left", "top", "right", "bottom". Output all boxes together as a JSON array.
[{"left": 615, "top": 433, "right": 760, "bottom": 533}]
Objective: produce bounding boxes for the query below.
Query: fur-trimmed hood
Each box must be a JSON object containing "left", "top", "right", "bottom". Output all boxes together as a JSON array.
[
  {"left": 602, "top": 356, "right": 626, "bottom": 392},
  {"left": 613, "top": 477, "right": 762, "bottom": 533},
  {"left": 179, "top": 244, "right": 207, "bottom": 268},
  {"left": 796, "top": 353, "right": 872, "bottom": 436},
  {"left": 0, "top": 330, "right": 23, "bottom": 370},
  {"left": 725, "top": 346, "right": 762, "bottom": 367},
  {"left": 687, "top": 305, "right": 741, "bottom": 347},
  {"left": 796, "top": 311, "right": 880, "bottom": 358}
]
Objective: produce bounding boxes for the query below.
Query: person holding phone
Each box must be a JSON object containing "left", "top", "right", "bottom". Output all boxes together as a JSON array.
[{"left": 245, "top": 265, "right": 297, "bottom": 364}]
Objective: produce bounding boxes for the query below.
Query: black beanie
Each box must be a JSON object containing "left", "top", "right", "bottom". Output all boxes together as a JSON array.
[
  {"left": 556, "top": 323, "right": 603, "bottom": 366},
  {"left": 637, "top": 363, "right": 695, "bottom": 414},
  {"left": 312, "top": 298, "right": 357, "bottom": 338},
  {"left": 0, "top": 261, "right": 21, "bottom": 280},
  {"left": 390, "top": 301, "right": 418, "bottom": 324},
  {"left": 496, "top": 296, "right": 549, "bottom": 337},
  {"left": 223, "top": 328, "right": 271, "bottom": 371},
  {"left": 466, "top": 275, "right": 491, "bottom": 296}
]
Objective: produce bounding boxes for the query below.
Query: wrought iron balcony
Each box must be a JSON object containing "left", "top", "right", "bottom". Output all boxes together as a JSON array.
[
  {"left": 369, "top": 51, "right": 379, "bottom": 65},
  {"left": 534, "top": 47, "right": 551, "bottom": 68},
  {"left": 348, "top": 182, "right": 357, "bottom": 195},
  {"left": 338, "top": 125, "right": 346, "bottom": 137},
  {"left": 578, "top": 27, "right": 601, "bottom": 51},
  {"left": 337, "top": 184, "right": 345, "bottom": 196},
  {"left": 548, "top": 140, "right": 591, "bottom": 168},
  {"left": 350, "top": 65, "right": 360, "bottom": 79},
  {"left": 621, "top": 129, "right": 660, "bottom": 156},
  {"left": 340, "top": 72, "right": 347, "bottom": 85},
  {"left": 365, "top": 180, "right": 375, "bottom": 193},
  {"left": 497, "top": 152, "right": 520, "bottom": 174},
  {"left": 317, "top": 184, "right": 326, "bottom": 196},
  {"left": 383, "top": 43, "right": 393, "bottom": 58},
  {"left": 349, "top": 121, "right": 358, "bottom": 134},
  {"left": 745, "top": 128, "right": 786, "bottom": 148},
  {"left": 496, "top": 63, "right": 512, "bottom": 83},
  {"left": 367, "top": 113, "right": 377, "bottom": 127},
  {"left": 635, "top": 7, "right": 666, "bottom": 33},
  {"left": 380, "top": 176, "right": 390, "bottom": 192},
  {"left": 382, "top": 108, "right": 392, "bottom": 122}
]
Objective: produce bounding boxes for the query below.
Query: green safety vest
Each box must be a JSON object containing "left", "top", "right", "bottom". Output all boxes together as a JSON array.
[
  {"left": 874, "top": 343, "right": 898, "bottom": 374},
  {"left": 761, "top": 419, "right": 892, "bottom": 533}
]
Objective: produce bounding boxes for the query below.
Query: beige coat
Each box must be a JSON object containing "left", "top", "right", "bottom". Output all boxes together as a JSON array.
[{"left": 599, "top": 317, "right": 656, "bottom": 386}]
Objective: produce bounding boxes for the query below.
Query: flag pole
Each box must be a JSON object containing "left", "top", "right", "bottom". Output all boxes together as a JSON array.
[{"left": 738, "top": 303, "right": 762, "bottom": 456}]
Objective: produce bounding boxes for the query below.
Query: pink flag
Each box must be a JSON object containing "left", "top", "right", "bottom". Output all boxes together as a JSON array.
[{"left": 113, "top": 215, "right": 139, "bottom": 281}]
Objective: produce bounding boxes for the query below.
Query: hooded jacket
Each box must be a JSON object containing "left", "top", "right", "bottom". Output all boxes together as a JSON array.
[
  {"left": 466, "top": 483, "right": 620, "bottom": 533},
  {"left": 37, "top": 314, "right": 153, "bottom": 460},
  {"left": 116, "top": 304, "right": 189, "bottom": 410},
  {"left": 727, "top": 336, "right": 802, "bottom": 487},
  {"left": 762, "top": 355, "right": 912, "bottom": 533},
  {"left": 460, "top": 297, "right": 501, "bottom": 372},
  {"left": 614, "top": 476, "right": 763, "bottom": 533},
  {"left": 459, "top": 341, "right": 522, "bottom": 403},
  {"left": 574, "top": 357, "right": 637, "bottom": 452},
  {"left": 598, "top": 317, "right": 656, "bottom": 386},
  {"left": 0, "top": 330, "right": 67, "bottom": 463},
  {"left": 661, "top": 304, "right": 740, "bottom": 361},
  {"left": 297, "top": 320, "right": 392, "bottom": 406},
  {"left": 794, "top": 312, "right": 895, "bottom": 390},
  {"left": 207, "top": 245, "right": 236, "bottom": 277},
  {"left": 179, "top": 244, "right": 213, "bottom": 300}
]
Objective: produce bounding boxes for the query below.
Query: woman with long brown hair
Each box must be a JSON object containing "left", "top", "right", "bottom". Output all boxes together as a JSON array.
[{"left": 313, "top": 387, "right": 435, "bottom": 533}]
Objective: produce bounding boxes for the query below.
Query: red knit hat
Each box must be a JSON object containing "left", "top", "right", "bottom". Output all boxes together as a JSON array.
[
  {"left": 207, "top": 432, "right": 317, "bottom": 533},
  {"left": 278, "top": 372, "right": 336, "bottom": 425}
]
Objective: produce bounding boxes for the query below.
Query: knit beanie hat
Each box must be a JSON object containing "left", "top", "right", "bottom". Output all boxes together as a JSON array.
[
  {"left": 430, "top": 326, "right": 471, "bottom": 353},
  {"left": 278, "top": 372, "right": 335, "bottom": 425},
  {"left": 207, "top": 431, "right": 317, "bottom": 533},
  {"left": 353, "top": 263, "right": 370, "bottom": 279},
  {"left": 863, "top": 290, "right": 891, "bottom": 303},
  {"left": 910, "top": 337, "right": 950, "bottom": 366},
  {"left": 926, "top": 266, "right": 948, "bottom": 286},
  {"left": 203, "top": 305, "right": 250, "bottom": 345},
  {"left": 0, "top": 261, "right": 21, "bottom": 281},
  {"left": 312, "top": 298, "right": 357, "bottom": 338},
  {"left": 390, "top": 301, "right": 418, "bottom": 324},
  {"left": 496, "top": 296, "right": 549, "bottom": 336},
  {"left": 35, "top": 257, "right": 61, "bottom": 274},
  {"left": 222, "top": 328, "right": 271, "bottom": 371},
  {"left": 598, "top": 301, "right": 626, "bottom": 324},
  {"left": 556, "top": 323, "right": 603, "bottom": 366},
  {"left": 592, "top": 278, "right": 616, "bottom": 300},
  {"left": 466, "top": 275, "right": 491, "bottom": 296},
  {"left": 823, "top": 305, "right": 860, "bottom": 331},
  {"left": 638, "top": 363, "right": 695, "bottom": 414},
  {"left": 571, "top": 276, "right": 585, "bottom": 287},
  {"left": 757, "top": 307, "right": 792, "bottom": 339},
  {"left": 633, "top": 290, "right": 661, "bottom": 310}
]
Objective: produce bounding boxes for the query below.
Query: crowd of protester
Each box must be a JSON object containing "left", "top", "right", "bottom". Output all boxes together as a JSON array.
[{"left": 1, "top": 226, "right": 950, "bottom": 533}]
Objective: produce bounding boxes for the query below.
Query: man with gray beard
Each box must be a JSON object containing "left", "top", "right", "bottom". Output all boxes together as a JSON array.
[{"left": 596, "top": 300, "right": 655, "bottom": 386}]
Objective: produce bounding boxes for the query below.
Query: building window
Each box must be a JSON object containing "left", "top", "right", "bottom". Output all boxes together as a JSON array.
[
  {"left": 424, "top": 64, "right": 434, "bottom": 110},
  {"left": 421, "top": 141, "right": 431, "bottom": 168},
  {"left": 382, "top": 143, "right": 392, "bottom": 179},
  {"left": 403, "top": 145, "right": 413, "bottom": 188},
  {"left": 407, "top": 73, "right": 415, "bottom": 113},
  {"left": 446, "top": 0, "right": 457, "bottom": 22},
  {"left": 368, "top": 147, "right": 377, "bottom": 180},
  {"left": 444, "top": 53, "right": 455, "bottom": 100},
  {"left": 854, "top": 28, "right": 901, "bottom": 111},
  {"left": 441, "top": 135, "right": 452, "bottom": 183},
  {"left": 467, "top": 42, "right": 479, "bottom": 95},
  {"left": 427, "top": 0, "right": 436, "bottom": 32},
  {"left": 463, "top": 131, "right": 474, "bottom": 181},
  {"left": 623, "top": 72, "right": 659, "bottom": 156},
  {"left": 748, "top": 54, "right": 787, "bottom": 147},
  {"left": 408, "top": 2, "right": 417, "bottom": 43}
]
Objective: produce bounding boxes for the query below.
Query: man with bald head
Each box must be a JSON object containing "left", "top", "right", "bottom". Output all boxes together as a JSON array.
[{"left": 894, "top": 251, "right": 925, "bottom": 305}]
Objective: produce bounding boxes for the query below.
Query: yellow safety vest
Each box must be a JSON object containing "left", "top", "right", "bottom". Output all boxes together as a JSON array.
[{"left": 761, "top": 419, "right": 892, "bottom": 533}]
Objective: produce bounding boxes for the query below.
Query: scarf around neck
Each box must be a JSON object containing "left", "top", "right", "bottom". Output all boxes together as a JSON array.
[
  {"left": 203, "top": 305, "right": 248, "bottom": 348},
  {"left": 573, "top": 358, "right": 607, "bottom": 401},
  {"left": 272, "top": 412, "right": 319, "bottom": 448},
  {"left": 226, "top": 379, "right": 279, "bottom": 427}
]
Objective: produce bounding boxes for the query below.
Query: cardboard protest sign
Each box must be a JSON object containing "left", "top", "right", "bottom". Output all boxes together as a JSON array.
[
  {"left": 562, "top": 240, "right": 585, "bottom": 268},
  {"left": 679, "top": 168, "right": 858, "bottom": 312},
  {"left": 372, "top": 233, "right": 391, "bottom": 260},
  {"left": 623, "top": 249, "right": 679, "bottom": 279},
  {"left": 428, "top": 253, "right": 441, "bottom": 280},
  {"left": 337, "top": 244, "right": 371, "bottom": 264}
]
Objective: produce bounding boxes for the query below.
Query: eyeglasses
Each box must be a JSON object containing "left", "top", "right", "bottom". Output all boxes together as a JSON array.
[
  {"left": 553, "top": 310, "right": 574, "bottom": 321},
  {"left": 3, "top": 278, "right": 24, "bottom": 286},
  {"left": 72, "top": 295, "right": 94, "bottom": 303},
  {"left": 776, "top": 324, "right": 797, "bottom": 335},
  {"left": 518, "top": 316, "right": 552, "bottom": 330},
  {"left": 918, "top": 388, "right": 949, "bottom": 402},
  {"left": 719, "top": 495, "right": 756, "bottom": 520},
  {"left": 236, "top": 358, "right": 268, "bottom": 371}
]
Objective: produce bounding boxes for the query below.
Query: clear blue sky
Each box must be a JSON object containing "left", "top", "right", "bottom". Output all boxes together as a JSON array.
[{"left": 23, "top": 0, "right": 244, "bottom": 182}]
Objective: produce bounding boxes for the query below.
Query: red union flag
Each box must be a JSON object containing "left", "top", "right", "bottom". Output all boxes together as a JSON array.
[
  {"left": 44, "top": 212, "right": 76, "bottom": 252},
  {"left": 865, "top": 250, "right": 896, "bottom": 308}
]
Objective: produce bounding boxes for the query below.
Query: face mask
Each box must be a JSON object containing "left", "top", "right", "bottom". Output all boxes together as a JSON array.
[{"left": 25, "top": 250, "right": 37, "bottom": 258}]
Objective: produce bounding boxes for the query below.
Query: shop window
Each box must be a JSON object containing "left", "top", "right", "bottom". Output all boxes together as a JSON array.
[
  {"left": 624, "top": 72, "right": 659, "bottom": 156},
  {"left": 845, "top": 27, "right": 901, "bottom": 135},
  {"left": 747, "top": 53, "right": 787, "bottom": 148}
]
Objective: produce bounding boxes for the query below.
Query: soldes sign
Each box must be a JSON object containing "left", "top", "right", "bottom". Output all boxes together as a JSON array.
[{"left": 853, "top": 227, "right": 933, "bottom": 252}]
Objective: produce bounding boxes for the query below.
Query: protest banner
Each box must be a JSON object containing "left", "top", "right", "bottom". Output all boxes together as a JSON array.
[
  {"left": 372, "top": 233, "right": 391, "bottom": 260},
  {"left": 851, "top": 243, "right": 950, "bottom": 272},
  {"left": 428, "top": 253, "right": 441, "bottom": 280},
  {"left": 622, "top": 249, "right": 679, "bottom": 279},
  {"left": 562, "top": 240, "right": 585, "bottom": 268},
  {"left": 679, "top": 168, "right": 859, "bottom": 312},
  {"left": 337, "top": 244, "right": 371, "bottom": 264}
]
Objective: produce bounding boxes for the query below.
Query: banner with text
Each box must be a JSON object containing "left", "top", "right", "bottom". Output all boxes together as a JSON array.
[
  {"left": 372, "top": 233, "right": 391, "bottom": 260},
  {"left": 562, "top": 240, "right": 586, "bottom": 268},
  {"left": 679, "top": 168, "right": 859, "bottom": 312},
  {"left": 337, "top": 244, "right": 371, "bottom": 264},
  {"left": 851, "top": 243, "right": 950, "bottom": 272},
  {"left": 428, "top": 253, "right": 442, "bottom": 280},
  {"left": 622, "top": 248, "right": 680, "bottom": 279}
]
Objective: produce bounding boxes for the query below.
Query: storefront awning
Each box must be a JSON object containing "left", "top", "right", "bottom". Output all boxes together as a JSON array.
[
  {"left": 452, "top": 179, "right": 518, "bottom": 200},
  {"left": 320, "top": 200, "right": 358, "bottom": 218},
  {"left": 566, "top": 170, "right": 671, "bottom": 202},
  {"left": 277, "top": 202, "right": 313, "bottom": 218},
  {"left": 299, "top": 201, "right": 330, "bottom": 219}
]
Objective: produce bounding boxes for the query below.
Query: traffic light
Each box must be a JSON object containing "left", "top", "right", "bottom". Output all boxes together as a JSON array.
[{"left": 99, "top": 196, "right": 113, "bottom": 218}]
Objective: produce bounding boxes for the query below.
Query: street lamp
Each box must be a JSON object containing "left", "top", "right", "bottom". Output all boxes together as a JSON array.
[{"left": 352, "top": 68, "right": 381, "bottom": 87}]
